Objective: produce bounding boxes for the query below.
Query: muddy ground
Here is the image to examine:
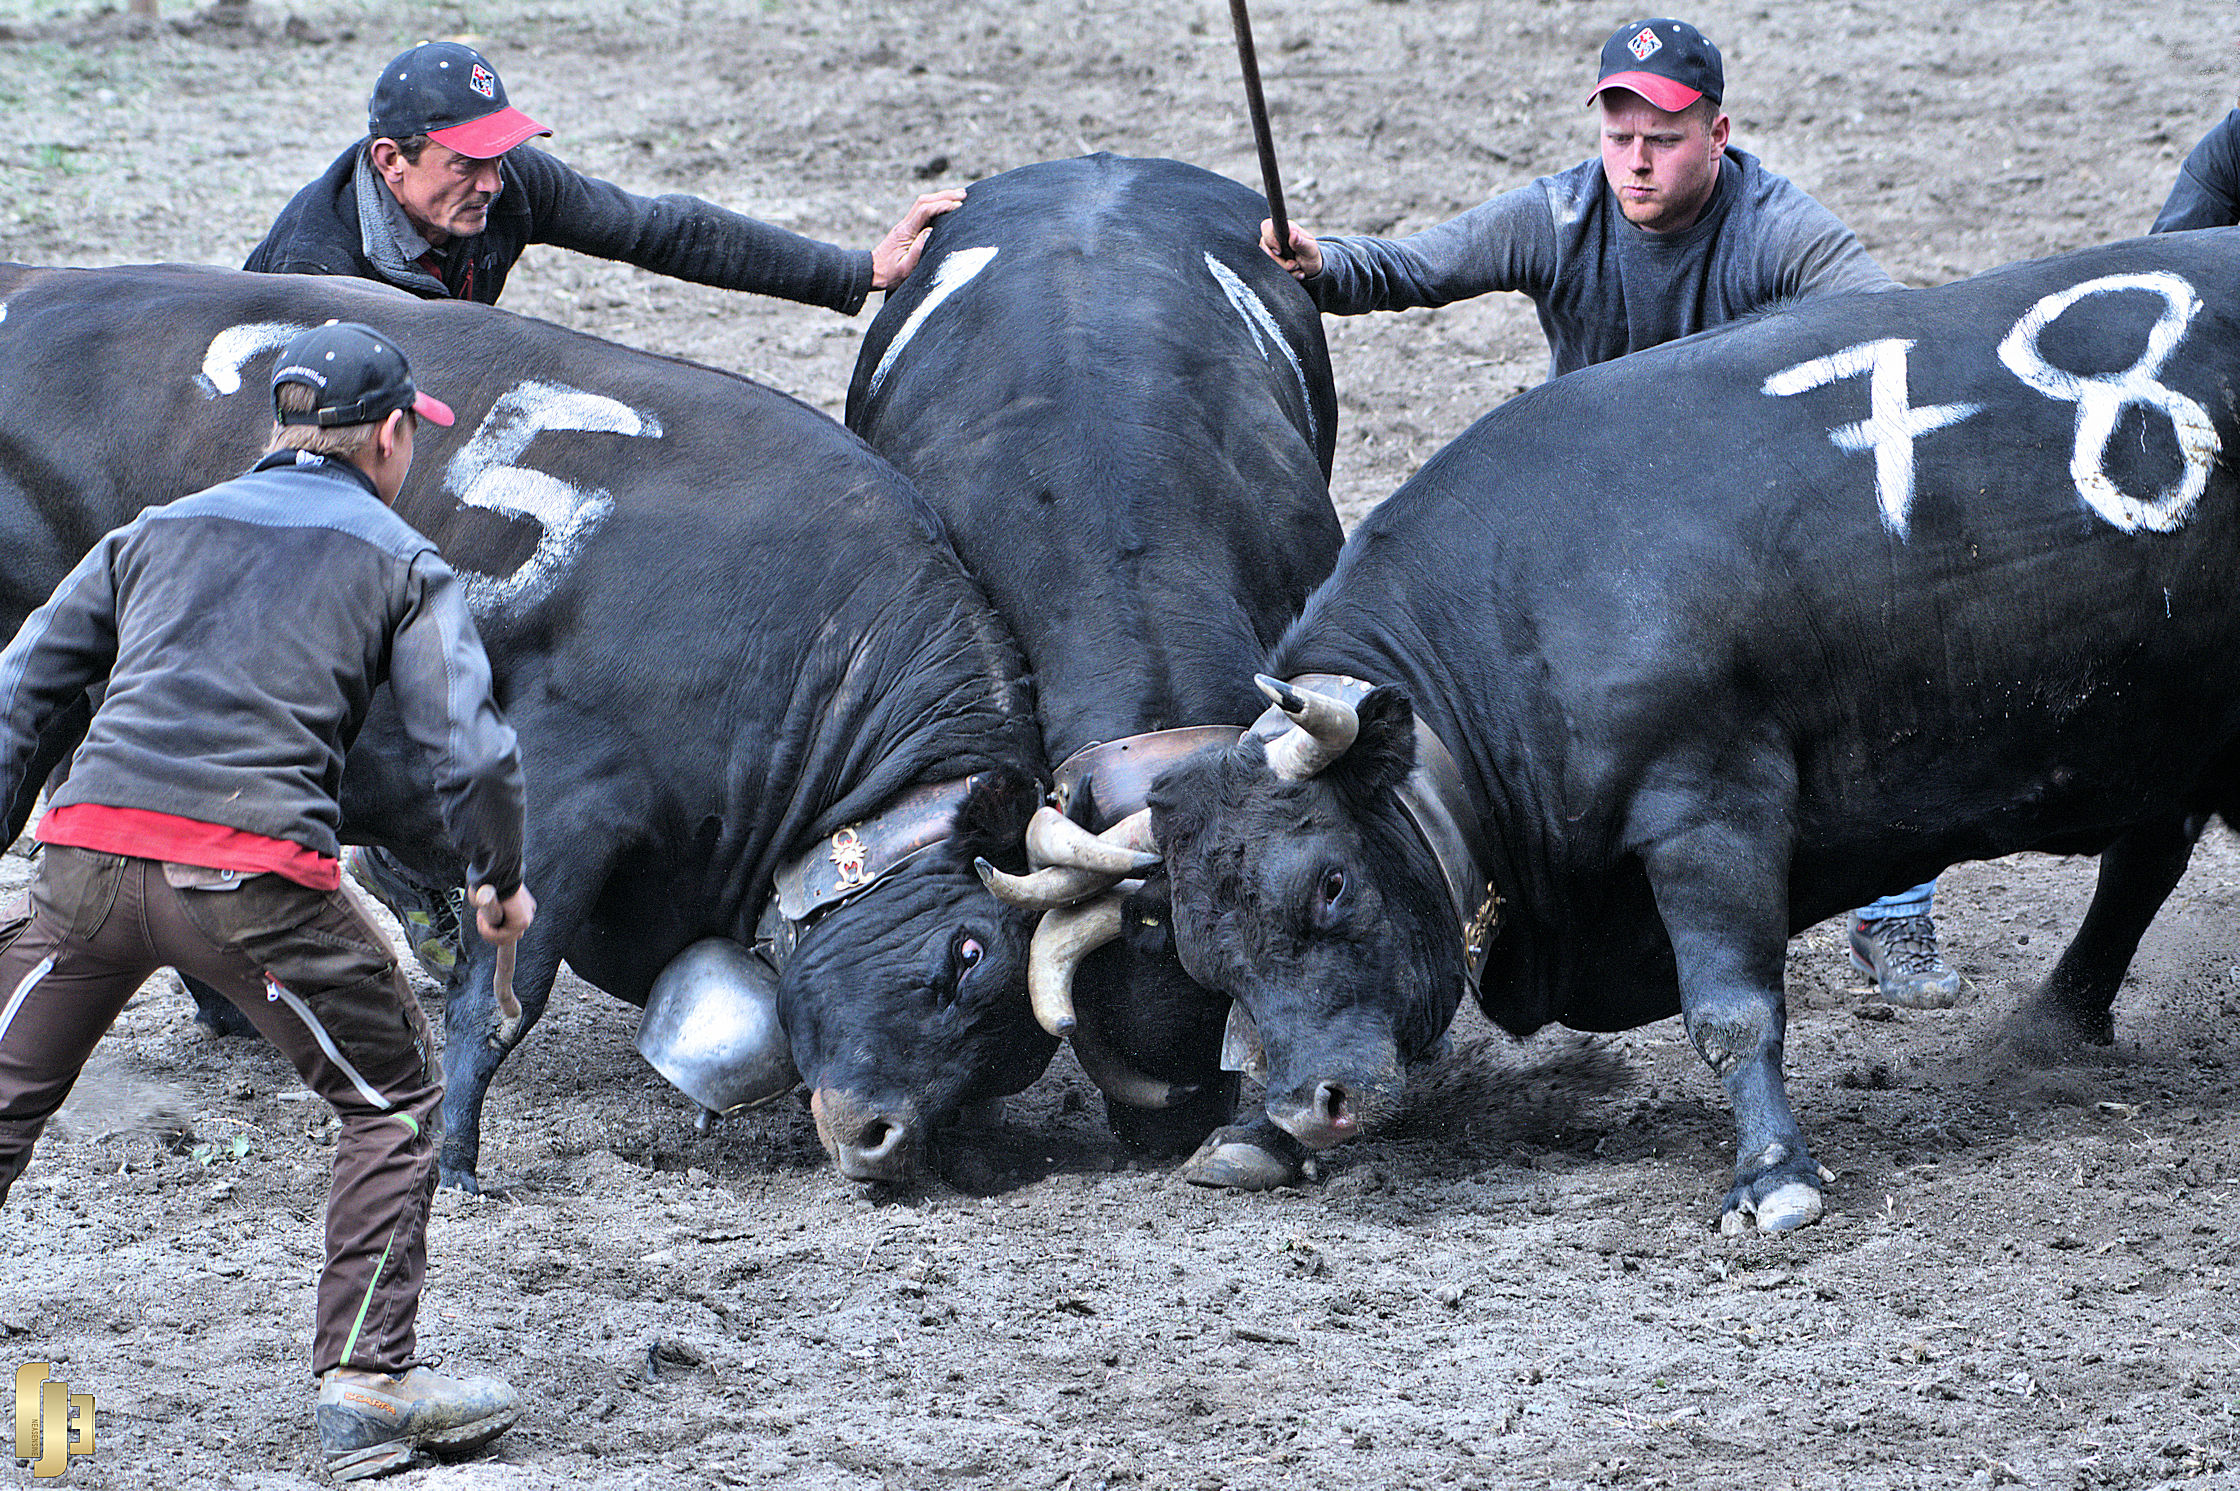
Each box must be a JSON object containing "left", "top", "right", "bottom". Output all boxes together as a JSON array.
[{"left": 3, "top": 0, "right": 2239, "bottom": 1486}]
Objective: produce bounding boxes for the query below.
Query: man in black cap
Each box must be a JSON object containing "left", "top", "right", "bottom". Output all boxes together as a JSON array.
[
  {"left": 1257, "top": 18, "right": 1963, "bottom": 1006},
  {"left": 0, "top": 322, "right": 535, "bottom": 1481},
  {"left": 246, "top": 39, "right": 960, "bottom": 309}
]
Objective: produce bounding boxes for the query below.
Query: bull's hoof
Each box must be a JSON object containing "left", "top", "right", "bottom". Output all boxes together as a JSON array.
[
  {"left": 438, "top": 1163, "right": 481, "bottom": 1195},
  {"left": 1178, "top": 1123, "right": 1315, "bottom": 1191},
  {"left": 2004, "top": 992, "right": 2116, "bottom": 1055},
  {"left": 1718, "top": 1151, "right": 1833, "bottom": 1235}
]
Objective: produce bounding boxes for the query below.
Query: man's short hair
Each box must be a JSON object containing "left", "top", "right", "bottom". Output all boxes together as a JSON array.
[{"left": 268, "top": 382, "right": 383, "bottom": 458}]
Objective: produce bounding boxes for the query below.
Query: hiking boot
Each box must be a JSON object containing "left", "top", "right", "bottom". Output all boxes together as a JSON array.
[
  {"left": 347, "top": 847, "right": 464, "bottom": 980},
  {"left": 317, "top": 1365, "right": 519, "bottom": 1481},
  {"left": 1849, "top": 912, "right": 1964, "bottom": 1008}
]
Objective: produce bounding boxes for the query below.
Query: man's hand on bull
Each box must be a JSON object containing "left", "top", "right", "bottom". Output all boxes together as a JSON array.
[
  {"left": 870, "top": 189, "right": 968, "bottom": 291},
  {"left": 471, "top": 883, "right": 537, "bottom": 945},
  {"left": 1258, "top": 218, "right": 1321, "bottom": 280}
]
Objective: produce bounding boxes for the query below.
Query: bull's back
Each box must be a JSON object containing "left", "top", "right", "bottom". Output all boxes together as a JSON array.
[{"left": 845, "top": 155, "right": 1344, "bottom": 753}]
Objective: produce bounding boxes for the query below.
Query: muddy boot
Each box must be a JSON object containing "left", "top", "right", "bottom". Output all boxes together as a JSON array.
[
  {"left": 317, "top": 1365, "right": 519, "bottom": 1481},
  {"left": 1848, "top": 911, "right": 1964, "bottom": 1008}
]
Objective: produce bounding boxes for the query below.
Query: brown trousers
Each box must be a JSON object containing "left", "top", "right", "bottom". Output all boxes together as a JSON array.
[{"left": 0, "top": 846, "right": 442, "bottom": 1375}]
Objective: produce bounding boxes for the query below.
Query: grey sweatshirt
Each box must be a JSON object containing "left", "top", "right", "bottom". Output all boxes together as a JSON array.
[{"left": 1307, "top": 147, "right": 1897, "bottom": 378}]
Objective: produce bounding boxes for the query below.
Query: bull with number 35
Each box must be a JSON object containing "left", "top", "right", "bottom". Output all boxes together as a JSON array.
[{"left": 1031, "top": 231, "right": 2240, "bottom": 1233}]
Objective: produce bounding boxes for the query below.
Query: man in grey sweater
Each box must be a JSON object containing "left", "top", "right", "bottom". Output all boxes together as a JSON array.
[{"left": 1262, "top": 18, "right": 1961, "bottom": 1007}]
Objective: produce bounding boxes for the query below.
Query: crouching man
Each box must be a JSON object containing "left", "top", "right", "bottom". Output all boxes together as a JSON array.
[{"left": 0, "top": 323, "right": 536, "bottom": 1481}]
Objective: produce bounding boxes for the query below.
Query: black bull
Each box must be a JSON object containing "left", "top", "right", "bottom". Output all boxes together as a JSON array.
[
  {"left": 1144, "top": 232, "right": 2240, "bottom": 1232},
  {"left": 843, "top": 155, "right": 1344, "bottom": 1173},
  {"left": 0, "top": 261, "right": 1058, "bottom": 1190}
]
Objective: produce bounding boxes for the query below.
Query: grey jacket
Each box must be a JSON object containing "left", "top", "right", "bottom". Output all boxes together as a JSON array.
[
  {"left": 1308, "top": 148, "right": 1897, "bottom": 377},
  {"left": 0, "top": 451, "right": 524, "bottom": 893}
]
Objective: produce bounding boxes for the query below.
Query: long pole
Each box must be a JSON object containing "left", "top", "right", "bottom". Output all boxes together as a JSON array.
[{"left": 1227, "top": 0, "right": 1292, "bottom": 260}]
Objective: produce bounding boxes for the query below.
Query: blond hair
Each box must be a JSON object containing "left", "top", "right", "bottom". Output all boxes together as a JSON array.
[{"left": 267, "top": 380, "right": 380, "bottom": 458}]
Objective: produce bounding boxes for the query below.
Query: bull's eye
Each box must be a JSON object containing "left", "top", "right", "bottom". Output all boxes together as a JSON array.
[
  {"left": 940, "top": 933, "right": 985, "bottom": 1008},
  {"left": 958, "top": 936, "right": 985, "bottom": 969},
  {"left": 1318, "top": 868, "right": 1347, "bottom": 909}
]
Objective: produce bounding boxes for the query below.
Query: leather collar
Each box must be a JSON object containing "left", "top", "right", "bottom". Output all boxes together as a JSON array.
[
  {"left": 754, "top": 773, "right": 983, "bottom": 973},
  {"left": 1247, "top": 673, "right": 1502, "bottom": 997},
  {"left": 1049, "top": 725, "right": 1245, "bottom": 830}
]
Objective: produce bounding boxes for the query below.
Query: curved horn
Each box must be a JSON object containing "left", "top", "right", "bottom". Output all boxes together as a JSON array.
[
  {"left": 1025, "top": 804, "right": 1158, "bottom": 875},
  {"left": 1025, "top": 882, "right": 1138, "bottom": 1036},
  {"left": 976, "top": 857, "right": 1122, "bottom": 912},
  {"left": 1069, "top": 990, "right": 1198, "bottom": 1110},
  {"left": 1254, "top": 674, "right": 1360, "bottom": 780}
]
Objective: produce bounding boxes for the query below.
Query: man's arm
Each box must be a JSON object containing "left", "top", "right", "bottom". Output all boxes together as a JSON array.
[
  {"left": 2152, "top": 112, "right": 2240, "bottom": 234},
  {"left": 1751, "top": 171, "right": 1902, "bottom": 302},
  {"left": 1283, "top": 183, "right": 1562, "bottom": 316},
  {"left": 388, "top": 554, "right": 525, "bottom": 899},
  {"left": 0, "top": 537, "right": 122, "bottom": 823},
  {"left": 505, "top": 145, "right": 882, "bottom": 314}
]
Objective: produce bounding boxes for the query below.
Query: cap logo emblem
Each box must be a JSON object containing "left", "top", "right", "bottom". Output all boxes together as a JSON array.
[
  {"left": 1626, "top": 26, "right": 1661, "bottom": 61},
  {"left": 469, "top": 63, "right": 496, "bottom": 99}
]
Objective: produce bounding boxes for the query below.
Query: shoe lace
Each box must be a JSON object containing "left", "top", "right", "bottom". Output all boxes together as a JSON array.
[{"left": 1872, "top": 915, "right": 1950, "bottom": 976}]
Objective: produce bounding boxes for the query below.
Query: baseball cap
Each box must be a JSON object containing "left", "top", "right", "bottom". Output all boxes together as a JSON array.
[
  {"left": 272, "top": 322, "right": 455, "bottom": 428},
  {"left": 1589, "top": 18, "right": 1723, "bottom": 113},
  {"left": 368, "top": 40, "right": 550, "bottom": 159}
]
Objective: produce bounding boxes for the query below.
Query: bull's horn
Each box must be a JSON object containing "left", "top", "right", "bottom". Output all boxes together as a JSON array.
[
  {"left": 1025, "top": 804, "right": 1159, "bottom": 875},
  {"left": 976, "top": 857, "right": 1122, "bottom": 912},
  {"left": 1255, "top": 674, "right": 1360, "bottom": 780},
  {"left": 1069, "top": 990, "right": 1198, "bottom": 1111},
  {"left": 1026, "top": 883, "right": 1137, "bottom": 1036}
]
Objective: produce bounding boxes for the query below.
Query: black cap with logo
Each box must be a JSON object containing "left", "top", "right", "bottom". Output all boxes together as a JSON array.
[
  {"left": 368, "top": 40, "right": 551, "bottom": 159},
  {"left": 1588, "top": 18, "right": 1724, "bottom": 113},
  {"left": 271, "top": 322, "right": 455, "bottom": 428}
]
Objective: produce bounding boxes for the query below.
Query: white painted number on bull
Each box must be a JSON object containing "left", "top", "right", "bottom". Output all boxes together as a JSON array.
[
  {"left": 444, "top": 382, "right": 663, "bottom": 619},
  {"left": 197, "top": 325, "right": 662, "bottom": 619},
  {"left": 865, "top": 245, "right": 1000, "bottom": 399},
  {"left": 1997, "top": 271, "right": 2218, "bottom": 534},
  {"left": 1202, "top": 253, "right": 1321, "bottom": 451},
  {"left": 197, "top": 322, "right": 314, "bottom": 397},
  {"left": 1761, "top": 339, "right": 1981, "bottom": 539}
]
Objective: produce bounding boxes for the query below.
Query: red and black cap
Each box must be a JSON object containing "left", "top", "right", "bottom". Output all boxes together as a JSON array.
[
  {"left": 368, "top": 40, "right": 550, "bottom": 159},
  {"left": 272, "top": 322, "right": 455, "bottom": 428},
  {"left": 1588, "top": 18, "right": 1723, "bottom": 113}
]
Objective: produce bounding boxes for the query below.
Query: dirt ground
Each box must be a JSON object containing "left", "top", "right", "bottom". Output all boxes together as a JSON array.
[{"left": 3, "top": 0, "right": 2239, "bottom": 1486}]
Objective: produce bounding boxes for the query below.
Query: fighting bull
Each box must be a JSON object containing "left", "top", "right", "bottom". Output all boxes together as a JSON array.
[
  {"left": 1093, "top": 232, "right": 2240, "bottom": 1231},
  {"left": 0, "top": 261, "right": 1055, "bottom": 1190},
  {"left": 843, "top": 154, "right": 1345, "bottom": 1181}
]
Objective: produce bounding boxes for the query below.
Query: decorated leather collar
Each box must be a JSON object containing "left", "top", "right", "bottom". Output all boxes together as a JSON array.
[
  {"left": 754, "top": 773, "right": 983, "bottom": 973},
  {"left": 1247, "top": 673, "right": 1503, "bottom": 996}
]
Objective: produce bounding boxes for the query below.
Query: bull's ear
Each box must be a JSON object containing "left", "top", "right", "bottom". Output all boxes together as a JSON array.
[
  {"left": 1329, "top": 685, "right": 1416, "bottom": 805},
  {"left": 951, "top": 765, "right": 1044, "bottom": 875}
]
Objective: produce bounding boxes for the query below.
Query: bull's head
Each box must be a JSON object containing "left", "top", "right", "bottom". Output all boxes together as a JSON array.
[
  {"left": 1144, "top": 678, "right": 1467, "bottom": 1151},
  {"left": 776, "top": 767, "right": 1056, "bottom": 1183}
]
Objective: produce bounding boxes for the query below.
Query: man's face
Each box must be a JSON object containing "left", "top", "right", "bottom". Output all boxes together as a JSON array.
[
  {"left": 1598, "top": 91, "right": 1729, "bottom": 234},
  {"left": 373, "top": 138, "right": 505, "bottom": 245}
]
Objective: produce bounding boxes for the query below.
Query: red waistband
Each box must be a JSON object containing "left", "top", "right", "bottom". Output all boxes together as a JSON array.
[{"left": 36, "top": 804, "right": 341, "bottom": 891}]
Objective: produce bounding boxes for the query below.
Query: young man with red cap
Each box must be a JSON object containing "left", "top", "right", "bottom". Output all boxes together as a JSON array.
[
  {"left": 246, "top": 40, "right": 959, "bottom": 310},
  {"left": 1259, "top": 18, "right": 1963, "bottom": 1007},
  {"left": 0, "top": 323, "right": 535, "bottom": 1480}
]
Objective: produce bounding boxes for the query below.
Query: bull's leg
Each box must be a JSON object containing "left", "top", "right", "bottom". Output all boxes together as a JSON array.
[
  {"left": 1642, "top": 808, "right": 1824, "bottom": 1235},
  {"left": 1178, "top": 1108, "right": 1309, "bottom": 1191},
  {"left": 437, "top": 892, "right": 571, "bottom": 1193},
  {"left": 2019, "top": 815, "right": 2204, "bottom": 1046}
]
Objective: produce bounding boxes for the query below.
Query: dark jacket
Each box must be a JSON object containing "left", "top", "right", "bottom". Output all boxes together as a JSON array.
[
  {"left": 0, "top": 452, "right": 525, "bottom": 893},
  {"left": 243, "top": 139, "right": 874, "bottom": 312},
  {"left": 2152, "top": 110, "right": 2240, "bottom": 234}
]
